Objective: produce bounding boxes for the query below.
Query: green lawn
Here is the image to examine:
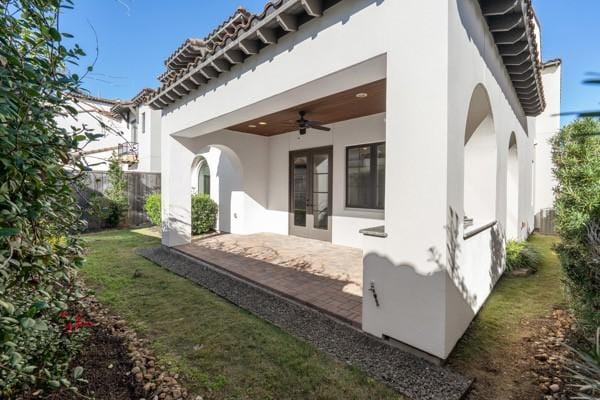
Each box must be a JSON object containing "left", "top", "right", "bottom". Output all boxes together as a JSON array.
[
  {"left": 451, "top": 234, "right": 564, "bottom": 361},
  {"left": 449, "top": 234, "right": 565, "bottom": 398},
  {"left": 81, "top": 229, "right": 403, "bottom": 400}
]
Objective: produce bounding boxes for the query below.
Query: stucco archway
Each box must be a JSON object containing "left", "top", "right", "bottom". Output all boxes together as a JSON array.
[
  {"left": 191, "top": 145, "right": 243, "bottom": 233},
  {"left": 506, "top": 133, "right": 519, "bottom": 239},
  {"left": 463, "top": 84, "right": 497, "bottom": 228}
]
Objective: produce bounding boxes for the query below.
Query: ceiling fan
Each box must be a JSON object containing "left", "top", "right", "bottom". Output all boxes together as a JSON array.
[{"left": 297, "top": 111, "right": 331, "bottom": 135}]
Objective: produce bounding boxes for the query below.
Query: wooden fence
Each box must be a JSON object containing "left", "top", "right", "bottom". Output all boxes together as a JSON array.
[
  {"left": 535, "top": 208, "right": 556, "bottom": 235},
  {"left": 76, "top": 171, "right": 161, "bottom": 230}
]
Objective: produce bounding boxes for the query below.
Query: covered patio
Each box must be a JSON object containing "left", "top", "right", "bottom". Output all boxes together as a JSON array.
[{"left": 175, "top": 232, "right": 363, "bottom": 326}]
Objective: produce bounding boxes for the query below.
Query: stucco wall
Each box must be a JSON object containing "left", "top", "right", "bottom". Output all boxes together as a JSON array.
[
  {"left": 535, "top": 64, "right": 562, "bottom": 213},
  {"left": 443, "top": 0, "right": 537, "bottom": 355},
  {"left": 131, "top": 105, "right": 162, "bottom": 173}
]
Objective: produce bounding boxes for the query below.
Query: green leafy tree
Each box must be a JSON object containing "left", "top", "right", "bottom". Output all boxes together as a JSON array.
[
  {"left": 105, "top": 153, "right": 127, "bottom": 208},
  {"left": 551, "top": 118, "right": 600, "bottom": 332},
  {"left": 100, "top": 153, "right": 127, "bottom": 226},
  {"left": 0, "top": 0, "right": 94, "bottom": 395}
]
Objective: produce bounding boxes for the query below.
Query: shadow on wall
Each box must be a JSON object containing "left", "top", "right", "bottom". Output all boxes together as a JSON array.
[
  {"left": 162, "top": 207, "right": 192, "bottom": 246},
  {"left": 428, "top": 206, "right": 505, "bottom": 311}
]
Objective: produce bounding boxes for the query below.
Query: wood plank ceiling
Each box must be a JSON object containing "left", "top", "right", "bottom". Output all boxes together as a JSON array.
[{"left": 227, "top": 79, "right": 386, "bottom": 136}]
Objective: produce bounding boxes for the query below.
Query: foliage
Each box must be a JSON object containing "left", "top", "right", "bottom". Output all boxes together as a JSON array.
[
  {"left": 564, "top": 328, "right": 600, "bottom": 399},
  {"left": 88, "top": 193, "right": 121, "bottom": 228},
  {"left": 551, "top": 118, "right": 600, "bottom": 332},
  {"left": 0, "top": 0, "right": 94, "bottom": 395},
  {"left": 104, "top": 154, "right": 127, "bottom": 225},
  {"left": 506, "top": 240, "right": 540, "bottom": 273},
  {"left": 144, "top": 192, "right": 161, "bottom": 226},
  {"left": 191, "top": 194, "right": 218, "bottom": 235}
]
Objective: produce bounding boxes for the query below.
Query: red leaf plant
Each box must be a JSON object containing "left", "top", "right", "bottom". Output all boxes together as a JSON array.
[{"left": 59, "top": 311, "right": 95, "bottom": 334}]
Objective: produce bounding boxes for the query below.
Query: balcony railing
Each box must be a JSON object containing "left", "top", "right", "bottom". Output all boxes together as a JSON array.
[{"left": 118, "top": 142, "right": 138, "bottom": 165}]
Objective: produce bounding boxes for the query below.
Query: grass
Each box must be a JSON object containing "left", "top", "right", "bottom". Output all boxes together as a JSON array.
[
  {"left": 451, "top": 234, "right": 565, "bottom": 361},
  {"left": 81, "top": 228, "right": 403, "bottom": 400}
]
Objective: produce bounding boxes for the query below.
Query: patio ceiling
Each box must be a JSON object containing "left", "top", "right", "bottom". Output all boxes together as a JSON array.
[{"left": 227, "top": 79, "right": 385, "bottom": 136}]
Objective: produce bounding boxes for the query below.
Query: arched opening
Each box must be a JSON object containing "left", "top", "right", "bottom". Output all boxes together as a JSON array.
[
  {"left": 463, "top": 84, "right": 497, "bottom": 229},
  {"left": 191, "top": 145, "right": 243, "bottom": 233},
  {"left": 506, "top": 133, "right": 519, "bottom": 239}
]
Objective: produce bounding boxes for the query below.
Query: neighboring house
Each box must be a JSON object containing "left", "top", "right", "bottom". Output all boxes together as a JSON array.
[
  {"left": 534, "top": 59, "right": 562, "bottom": 219},
  {"left": 56, "top": 93, "right": 128, "bottom": 171},
  {"left": 148, "top": 0, "right": 559, "bottom": 360},
  {"left": 111, "top": 88, "right": 162, "bottom": 173},
  {"left": 56, "top": 89, "right": 162, "bottom": 173}
]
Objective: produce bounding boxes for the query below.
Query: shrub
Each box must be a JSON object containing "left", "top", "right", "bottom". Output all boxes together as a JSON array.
[
  {"left": 144, "top": 193, "right": 161, "bottom": 226},
  {"left": 1, "top": 0, "right": 92, "bottom": 395},
  {"left": 506, "top": 240, "right": 540, "bottom": 273},
  {"left": 564, "top": 328, "right": 600, "bottom": 398},
  {"left": 551, "top": 118, "right": 600, "bottom": 332},
  {"left": 88, "top": 194, "right": 121, "bottom": 228},
  {"left": 104, "top": 155, "right": 128, "bottom": 225},
  {"left": 191, "top": 194, "right": 218, "bottom": 235}
]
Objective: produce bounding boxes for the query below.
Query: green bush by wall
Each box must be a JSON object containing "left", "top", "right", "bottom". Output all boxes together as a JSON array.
[
  {"left": 506, "top": 240, "right": 540, "bottom": 273},
  {"left": 144, "top": 193, "right": 161, "bottom": 226},
  {"left": 191, "top": 194, "right": 218, "bottom": 235}
]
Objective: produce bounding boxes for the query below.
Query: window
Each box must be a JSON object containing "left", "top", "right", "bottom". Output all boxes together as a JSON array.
[
  {"left": 141, "top": 112, "right": 146, "bottom": 133},
  {"left": 197, "top": 160, "right": 210, "bottom": 195},
  {"left": 346, "top": 142, "right": 385, "bottom": 209},
  {"left": 131, "top": 123, "right": 138, "bottom": 143}
]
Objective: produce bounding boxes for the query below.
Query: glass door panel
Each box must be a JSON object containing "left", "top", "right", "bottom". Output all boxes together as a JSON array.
[
  {"left": 293, "top": 155, "right": 308, "bottom": 227},
  {"left": 312, "top": 152, "right": 330, "bottom": 230},
  {"left": 289, "top": 147, "right": 332, "bottom": 241}
]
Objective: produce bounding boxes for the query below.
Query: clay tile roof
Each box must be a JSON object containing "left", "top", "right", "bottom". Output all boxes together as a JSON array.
[
  {"left": 542, "top": 58, "right": 562, "bottom": 68},
  {"left": 71, "top": 91, "right": 121, "bottom": 106},
  {"left": 149, "top": 0, "right": 547, "bottom": 116},
  {"left": 131, "top": 88, "right": 156, "bottom": 105},
  {"left": 478, "top": 0, "right": 547, "bottom": 116}
]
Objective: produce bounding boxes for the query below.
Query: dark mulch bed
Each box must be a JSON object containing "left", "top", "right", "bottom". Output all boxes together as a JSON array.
[{"left": 20, "top": 327, "right": 141, "bottom": 400}]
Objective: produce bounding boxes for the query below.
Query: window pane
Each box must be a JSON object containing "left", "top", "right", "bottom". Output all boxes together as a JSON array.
[
  {"left": 293, "top": 156, "right": 307, "bottom": 227},
  {"left": 313, "top": 193, "right": 328, "bottom": 229},
  {"left": 347, "top": 146, "right": 371, "bottom": 208},
  {"left": 376, "top": 143, "right": 385, "bottom": 209}
]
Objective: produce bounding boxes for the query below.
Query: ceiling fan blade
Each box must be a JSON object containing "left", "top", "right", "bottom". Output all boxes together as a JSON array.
[{"left": 310, "top": 125, "right": 331, "bottom": 132}]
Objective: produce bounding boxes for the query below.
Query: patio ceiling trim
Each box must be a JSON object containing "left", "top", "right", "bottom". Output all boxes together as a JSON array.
[
  {"left": 148, "top": 0, "right": 342, "bottom": 110},
  {"left": 477, "top": 0, "right": 546, "bottom": 116}
]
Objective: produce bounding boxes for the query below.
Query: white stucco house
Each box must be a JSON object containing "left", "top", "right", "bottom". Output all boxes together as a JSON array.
[
  {"left": 534, "top": 59, "right": 562, "bottom": 223},
  {"left": 111, "top": 88, "right": 163, "bottom": 173},
  {"left": 147, "top": 0, "right": 560, "bottom": 360},
  {"left": 56, "top": 89, "right": 162, "bottom": 173},
  {"left": 56, "top": 93, "right": 128, "bottom": 171}
]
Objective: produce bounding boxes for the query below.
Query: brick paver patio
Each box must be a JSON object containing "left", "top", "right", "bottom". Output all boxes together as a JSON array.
[{"left": 175, "top": 233, "right": 363, "bottom": 326}]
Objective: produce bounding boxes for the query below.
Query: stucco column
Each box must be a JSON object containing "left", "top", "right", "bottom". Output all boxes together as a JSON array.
[
  {"left": 161, "top": 130, "right": 195, "bottom": 247},
  {"left": 361, "top": 0, "right": 450, "bottom": 359}
]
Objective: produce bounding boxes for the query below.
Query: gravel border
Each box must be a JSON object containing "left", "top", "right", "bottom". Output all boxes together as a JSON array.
[{"left": 138, "top": 246, "right": 472, "bottom": 400}]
